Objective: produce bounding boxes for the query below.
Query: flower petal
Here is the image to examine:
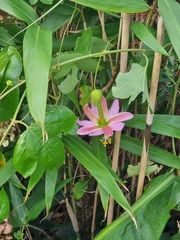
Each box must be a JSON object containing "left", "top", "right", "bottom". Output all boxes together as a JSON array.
[
  {"left": 109, "top": 122, "right": 125, "bottom": 131},
  {"left": 89, "top": 129, "right": 104, "bottom": 136},
  {"left": 101, "top": 96, "right": 108, "bottom": 120},
  {"left": 108, "top": 99, "right": 119, "bottom": 119},
  {"left": 77, "top": 120, "right": 96, "bottom": 127},
  {"left": 84, "top": 105, "right": 99, "bottom": 124},
  {"left": 102, "top": 126, "right": 113, "bottom": 137},
  {"left": 108, "top": 112, "right": 133, "bottom": 125},
  {"left": 77, "top": 125, "right": 101, "bottom": 135}
]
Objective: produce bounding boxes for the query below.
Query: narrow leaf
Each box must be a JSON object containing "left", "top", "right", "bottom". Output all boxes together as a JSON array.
[
  {"left": 131, "top": 22, "right": 168, "bottom": 56},
  {"left": 62, "top": 135, "right": 134, "bottom": 219},
  {"left": 45, "top": 169, "right": 58, "bottom": 214},
  {"left": 0, "top": 159, "right": 16, "bottom": 188},
  {"left": 0, "top": 0, "right": 37, "bottom": 24},
  {"left": 23, "top": 25, "right": 52, "bottom": 129},
  {"left": 159, "top": 0, "right": 180, "bottom": 60}
]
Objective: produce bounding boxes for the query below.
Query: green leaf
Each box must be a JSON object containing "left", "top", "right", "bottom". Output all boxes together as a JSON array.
[
  {"left": 74, "top": 180, "right": 89, "bottom": 200},
  {"left": 9, "top": 183, "right": 28, "bottom": 225},
  {"left": 0, "top": 159, "right": 16, "bottom": 188},
  {"left": 25, "top": 164, "right": 45, "bottom": 201},
  {"left": 59, "top": 65, "right": 78, "bottom": 94},
  {"left": 75, "top": 58, "right": 102, "bottom": 72},
  {"left": 131, "top": 22, "right": 169, "bottom": 56},
  {"left": 172, "top": 233, "right": 180, "bottom": 240},
  {"left": 79, "top": 85, "right": 92, "bottom": 106},
  {"left": 0, "top": 28, "right": 15, "bottom": 47},
  {"left": 29, "top": 0, "right": 38, "bottom": 5},
  {"left": 23, "top": 25, "right": 52, "bottom": 129},
  {"left": 75, "top": 28, "right": 93, "bottom": 55},
  {"left": 94, "top": 173, "right": 180, "bottom": 240},
  {"left": 14, "top": 123, "right": 66, "bottom": 175},
  {"left": 13, "top": 129, "right": 39, "bottom": 178},
  {"left": 0, "top": 47, "right": 15, "bottom": 72},
  {"left": 159, "top": 0, "right": 180, "bottom": 60},
  {"left": 25, "top": 179, "right": 71, "bottom": 223},
  {"left": 45, "top": 109, "right": 77, "bottom": 137},
  {"left": 0, "top": 188, "right": 9, "bottom": 223},
  {"left": 0, "top": 0, "right": 37, "bottom": 24},
  {"left": 71, "top": 0, "right": 149, "bottom": 13},
  {"left": 45, "top": 169, "right": 58, "bottom": 214},
  {"left": 126, "top": 114, "right": 180, "bottom": 138},
  {"left": 38, "top": 136, "right": 65, "bottom": 170},
  {"left": 121, "top": 135, "right": 180, "bottom": 169},
  {"left": 67, "top": 90, "right": 82, "bottom": 118},
  {"left": 62, "top": 135, "right": 134, "bottom": 220},
  {"left": 41, "top": 0, "right": 53, "bottom": 4},
  {"left": 8, "top": 174, "right": 26, "bottom": 190},
  {"left": 0, "top": 46, "right": 22, "bottom": 122},
  {"left": 92, "top": 137, "right": 109, "bottom": 211},
  {"left": 127, "top": 162, "right": 163, "bottom": 180},
  {"left": 112, "top": 63, "right": 149, "bottom": 104}
]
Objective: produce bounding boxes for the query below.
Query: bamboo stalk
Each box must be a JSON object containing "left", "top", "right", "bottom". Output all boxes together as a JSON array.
[
  {"left": 136, "top": 16, "right": 165, "bottom": 200},
  {"left": 107, "top": 13, "right": 131, "bottom": 225}
]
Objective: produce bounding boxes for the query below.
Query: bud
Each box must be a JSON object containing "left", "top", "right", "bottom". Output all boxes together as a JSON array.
[
  {"left": 90, "top": 89, "right": 102, "bottom": 106},
  {"left": 6, "top": 80, "right": 13, "bottom": 87}
]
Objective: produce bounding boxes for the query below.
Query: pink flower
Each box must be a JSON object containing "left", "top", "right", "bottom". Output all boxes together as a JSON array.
[{"left": 77, "top": 96, "right": 133, "bottom": 139}]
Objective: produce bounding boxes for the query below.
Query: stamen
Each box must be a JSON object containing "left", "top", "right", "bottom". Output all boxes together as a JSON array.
[{"left": 100, "top": 136, "right": 112, "bottom": 147}]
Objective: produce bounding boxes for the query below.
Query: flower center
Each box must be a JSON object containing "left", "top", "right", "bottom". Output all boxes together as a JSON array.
[
  {"left": 97, "top": 103, "right": 107, "bottom": 126},
  {"left": 100, "top": 136, "right": 112, "bottom": 147}
]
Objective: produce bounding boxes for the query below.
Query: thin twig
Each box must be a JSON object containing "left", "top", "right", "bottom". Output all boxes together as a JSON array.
[{"left": 28, "top": 224, "right": 52, "bottom": 240}]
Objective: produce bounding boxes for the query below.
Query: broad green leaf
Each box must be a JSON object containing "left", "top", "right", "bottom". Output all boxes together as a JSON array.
[
  {"left": 29, "top": 0, "right": 38, "bottom": 5},
  {"left": 9, "top": 183, "right": 28, "bottom": 225},
  {"left": 71, "top": 0, "right": 149, "bottom": 13},
  {"left": 62, "top": 135, "right": 134, "bottom": 220},
  {"left": 0, "top": 188, "right": 9, "bottom": 223},
  {"left": 25, "top": 164, "right": 45, "bottom": 201},
  {"left": 91, "top": 37, "right": 114, "bottom": 54},
  {"left": 25, "top": 179, "right": 71, "bottom": 223},
  {"left": 0, "top": 159, "right": 16, "bottom": 187},
  {"left": 121, "top": 135, "right": 180, "bottom": 169},
  {"left": 131, "top": 22, "right": 169, "bottom": 56},
  {"left": 127, "top": 162, "right": 163, "bottom": 180},
  {"left": 53, "top": 64, "right": 73, "bottom": 80},
  {"left": 74, "top": 180, "right": 89, "bottom": 200},
  {"left": 95, "top": 173, "right": 180, "bottom": 240},
  {"left": 59, "top": 65, "right": 78, "bottom": 94},
  {"left": 38, "top": 136, "right": 65, "bottom": 170},
  {"left": 75, "top": 28, "right": 93, "bottom": 55},
  {"left": 41, "top": 0, "right": 53, "bottom": 4},
  {"left": 45, "top": 169, "right": 58, "bottom": 214},
  {"left": 0, "top": 0, "right": 37, "bottom": 24},
  {"left": 112, "top": 63, "right": 149, "bottom": 104},
  {"left": 159, "top": 0, "right": 180, "bottom": 60},
  {"left": 14, "top": 122, "right": 66, "bottom": 175},
  {"left": 23, "top": 25, "right": 52, "bottom": 129},
  {"left": 13, "top": 129, "right": 39, "bottom": 178},
  {"left": 0, "top": 46, "right": 22, "bottom": 122},
  {"left": 45, "top": 109, "right": 77, "bottom": 137}
]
